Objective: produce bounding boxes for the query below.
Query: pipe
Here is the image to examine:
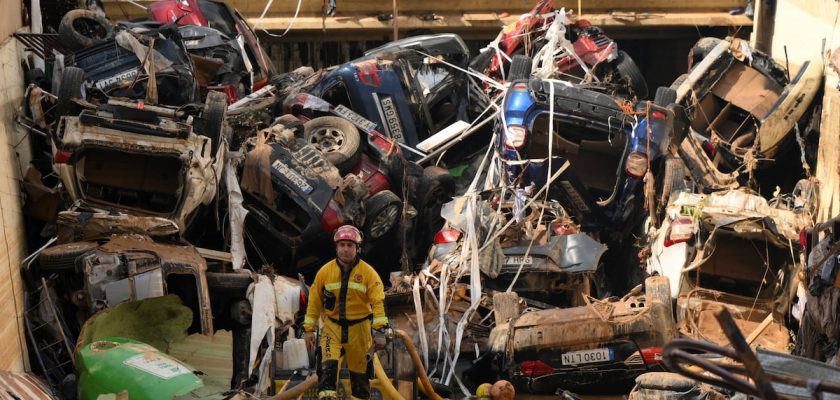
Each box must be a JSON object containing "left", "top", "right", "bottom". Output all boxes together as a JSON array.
[
  {"left": 373, "top": 353, "right": 405, "bottom": 400},
  {"left": 267, "top": 373, "right": 318, "bottom": 400},
  {"left": 394, "top": 329, "right": 444, "bottom": 400}
]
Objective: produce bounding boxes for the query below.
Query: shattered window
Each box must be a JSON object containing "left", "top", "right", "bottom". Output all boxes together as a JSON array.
[{"left": 321, "top": 82, "right": 353, "bottom": 110}]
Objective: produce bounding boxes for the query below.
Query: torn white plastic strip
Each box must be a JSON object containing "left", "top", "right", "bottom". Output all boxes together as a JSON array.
[
  {"left": 225, "top": 160, "right": 248, "bottom": 270},
  {"left": 248, "top": 275, "right": 276, "bottom": 375},
  {"left": 256, "top": 0, "right": 303, "bottom": 38},
  {"left": 415, "top": 50, "right": 506, "bottom": 91},
  {"left": 412, "top": 276, "right": 429, "bottom": 369},
  {"left": 21, "top": 237, "right": 57, "bottom": 271}
]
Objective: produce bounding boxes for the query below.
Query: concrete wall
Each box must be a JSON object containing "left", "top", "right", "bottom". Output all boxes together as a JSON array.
[{"left": 0, "top": 2, "right": 29, "bottom": 370}]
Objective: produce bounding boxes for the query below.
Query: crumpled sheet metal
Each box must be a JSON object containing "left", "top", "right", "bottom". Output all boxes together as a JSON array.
[
  {"left": 56, "top": 211, "right": 180, "bottom": 242},
  {"left": 240, "top": 130, "right": 276, "bottom": 205},
  {"left": 756, "top": 348, "right": 840, "bottom": 400},
  {"left": 671, "top": 190, "right": 807, "bottom": 240},
  {"left": 501, "top": 233, "right": 606, "bottom": 274},
  {"left": 115, "top": 30, "right": 174, "bottom": 75}
]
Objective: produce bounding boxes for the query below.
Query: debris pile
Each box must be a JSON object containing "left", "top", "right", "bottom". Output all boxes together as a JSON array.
[{"left": 9, "top": 0, "right": 840, "bottom": 398}]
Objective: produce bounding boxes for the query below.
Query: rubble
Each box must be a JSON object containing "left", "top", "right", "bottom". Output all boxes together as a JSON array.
[{"left": 7, "top": 0, "right": 840, "bottom": 398}]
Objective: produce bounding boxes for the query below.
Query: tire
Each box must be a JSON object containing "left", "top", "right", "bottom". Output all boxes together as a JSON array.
[
  {"left": 202, "top": 91, "right": 228, "bottom": 156},
  {"left": 303, "top": 116, "right": 362, "bottom": 174},
  {"left": 206, "top": 271, "right": 253, "bottom": 296},
  {"left": 38, "top": 241, "right": 98, "bottom": 271},
  {"left": 654, "top": 87, "right": 677, "bottom": 106},
  {"left": 56, "top": 66, "right": 85, "bottom": 117},
  {"left": 614, "top": 51, "right": 649, "bottom": 99},
  {"left": 669, "top": 73, "right": 688, "bottom": 91},
  {"left": 507, "top": 54, "right": 532, "bottom": 81},
  {"left": 273, "top": 114, "right": 304, "bottom": 136},
  {"left": 689, "top": 37, "right": 723, "bottom": 69},
  {"left": 58, "top": 9, "right": 114, "bottom": 50},
  {"left": 363, "top": 190, "right": 402, "bottom": 240},
  {"left": 659, "top": 156, "right": 687, "bottom": 212},
  {"left": 415, "top": 166, "right": 456, "bottom": 248}
]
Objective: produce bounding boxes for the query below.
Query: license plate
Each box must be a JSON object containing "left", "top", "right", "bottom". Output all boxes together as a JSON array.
[
  {"left": 271, "top": 160, "right": 314, "bottom": 194},
  {"left": 561, "top": 348, "right": 613, "bottom": 365},
  {"left": 378, "top": 96, "right": 405, "bottom": 143},
  {"left": 333, "top": 105, "right": 378, "bottom": 133},
  {"left": 95, "top": 68, "right": 139, "bottom": 90},
  {"left": 504, "top": 256, "right": 533, "bottom": 265}
]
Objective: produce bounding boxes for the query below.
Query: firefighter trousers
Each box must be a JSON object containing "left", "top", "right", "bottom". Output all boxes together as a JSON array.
[{"left": 317, "top": 318, "right": 372, "bottom": 399}]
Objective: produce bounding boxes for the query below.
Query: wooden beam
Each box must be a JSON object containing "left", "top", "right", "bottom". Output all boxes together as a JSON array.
[{"left": 243, "top": 12, "right": 750, "bottom": 33}]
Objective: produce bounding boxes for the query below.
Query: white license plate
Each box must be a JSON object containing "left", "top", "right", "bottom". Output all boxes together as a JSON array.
[
  {"left": 333, "top": 105, "right": 378, "bottom": 133},
  {"left": 271, "top": 160, "right": 314, "bottom": 194},
  {"left": 504, "top": 256, "right": 533, "bottom": 265},
  {"left": 561, "top": 348, "right": 613, "bottom": 365},
  {"left": 95, "top": 68, "right": 139, "bottom": 90}
]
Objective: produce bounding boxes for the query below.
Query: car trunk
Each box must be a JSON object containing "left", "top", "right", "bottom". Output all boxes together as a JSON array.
[
  {"left": 678, "top": 229, "right": 793, "bottom": 351},
  {"left": 75, "top": 148, "right": 185, "bottom": 216}
]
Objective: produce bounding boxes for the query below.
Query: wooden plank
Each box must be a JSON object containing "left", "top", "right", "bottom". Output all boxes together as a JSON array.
[
  {"left": 745, "top": 313, "right": 775, "bottom": 345},
  {"left": 196, "top": 247, "right": 233, "bottom": 263},
  {"left": 816, "top": 69, "right": 840, "bottom": 222},
  {"left": 103, "top": 0, "right": 749, "bottom": 22},
  {"left": 242, "top": 12, "right": 751, "bottom": 32}
]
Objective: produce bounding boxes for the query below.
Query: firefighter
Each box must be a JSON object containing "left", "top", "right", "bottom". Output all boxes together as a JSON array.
[{"left": 303, "top": 225, "right": 389, "bottom": 400}]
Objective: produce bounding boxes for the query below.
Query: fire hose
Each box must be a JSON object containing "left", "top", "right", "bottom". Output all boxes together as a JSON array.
[{"left": 270, "top": 328, "right": 443, "bottom": 400}]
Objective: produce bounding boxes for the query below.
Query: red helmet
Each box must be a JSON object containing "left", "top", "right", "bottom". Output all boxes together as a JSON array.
[{"left": 333, "top": 225, "right": 362, "bottom": 245}]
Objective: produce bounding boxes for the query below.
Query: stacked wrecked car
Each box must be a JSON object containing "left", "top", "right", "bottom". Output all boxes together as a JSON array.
[{"left": 12, "top": 0, "right": 839, "bottom": 397}]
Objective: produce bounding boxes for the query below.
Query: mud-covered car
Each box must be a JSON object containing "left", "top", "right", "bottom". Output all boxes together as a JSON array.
[
  {"left": 51, "top": 90, "right": 229, "bottom": 233},
  {"left": 646, "top": 189, "right": 809, "bottom": 351},
  {"left": 488, "top": 276, "right": 675, "bottom": 393},
  {"left": 36, "top": 233, "right": 214, "bottom": 335},
  {"left": 672, "top": 37, "right": 823, "bottom": 192}
]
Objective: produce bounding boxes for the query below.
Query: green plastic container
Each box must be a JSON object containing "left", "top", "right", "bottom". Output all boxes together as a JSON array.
[{"left": 77, "top": 337, "right": 204, "bottom": 400}]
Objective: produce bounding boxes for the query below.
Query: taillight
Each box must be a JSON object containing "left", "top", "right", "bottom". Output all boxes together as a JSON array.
[
  {"left": 54, "top": 150, "right": 74, "bottom": 164},
  {"left": 640, "top": 347, "right": 663, "bottom": 365},
  {"left": 664, "top": 217, "right": 695, "bottom": 247},
  {"left": 651, "top": 110, "right": 666, "bottom": 120},
  {"left": 434, "top": 228, "right": 461, "bottom": 244},
  {"left": 504, "top": 125, "right": 527, "bottom": 149},
  {"left": 625, "top": 151, "right": 648, "bottom": 179},
  {"left": 520, "top": 360, "right": 553, "bottom": 376},
  {"left": 702, "top": 140, "right": 717, "bottom": 157},
  {"left": 550, "top": 221, "right": 577, "bottom": 235},
  {"left": 512, "top": 82, "right": 528, "bottom": 91},
  {"left": 299, "top": 290, "right": 307, "bottom": 307}
]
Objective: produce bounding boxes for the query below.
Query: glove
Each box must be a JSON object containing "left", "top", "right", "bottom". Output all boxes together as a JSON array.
[{"left": 372, "top": 326, "right": 389, "bottom": 350}]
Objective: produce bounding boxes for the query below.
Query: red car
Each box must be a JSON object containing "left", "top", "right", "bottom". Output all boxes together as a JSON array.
[{"left": 472, "top": 0, "right": 647, "bottom": 98}]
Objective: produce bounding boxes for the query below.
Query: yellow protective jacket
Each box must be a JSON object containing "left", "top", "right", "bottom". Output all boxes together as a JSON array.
[{"left": 304, "top": 259, "right": 388, "bottom": 332}]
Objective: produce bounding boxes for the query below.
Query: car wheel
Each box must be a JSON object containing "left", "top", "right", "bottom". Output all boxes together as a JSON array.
[
  {"left": 417, "top": 166, "right": 455, "bottom": 237},
  {"left": 38, "top": 241, "right": 99, "bottom": 271},
  {"left": 508, "top": 54, "right": 532, "bottom": 81},
  {"left": 688, "top": 37, "right": 723, "bottom": 68},
  {"left": 303, "top": 116, "right": 362, "bottom": 174},
  {"left": 273, "top": 114, "right": 304, "bottom": 136},
  {"left": 56, "top": 66, "right": 85, "bottom": 118},
  {"left": 202, "top": 91, "right": 228, "bottom": 156},
  {"left": 614, "top": 51, "right": 649, "bottom": 99},
  {"left": 364, "top": 190, "right": 402, "bottom": 240},
  {"left": 58, "top": 9, "right": 114, "bottom": 50},
  {"left": 654, "top": 87, "right": 677, "bottom": 106}
]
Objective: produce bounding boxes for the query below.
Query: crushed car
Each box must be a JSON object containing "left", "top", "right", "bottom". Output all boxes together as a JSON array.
[
  {"left": 470, "top": 0, "right": 647, "bottom": 98},
  {"left": 671, "top": 37, "right": 823, "bottom": 192},
  {"left": 498, "top": 69, "right": 687, "bottom": 240},
  {"left": 486, "top": 276, "right": 675, "bottom": 394},
  {"left": 51, "top": 91, "right": 228, "bottom": 233},
  {"left": 645, "top": 189, "right": 808, "bottom": 351}
]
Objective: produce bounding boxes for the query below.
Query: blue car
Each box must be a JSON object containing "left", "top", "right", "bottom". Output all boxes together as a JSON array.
[{"left": 498, "top": 75, "right": 687, "bottom": 238}]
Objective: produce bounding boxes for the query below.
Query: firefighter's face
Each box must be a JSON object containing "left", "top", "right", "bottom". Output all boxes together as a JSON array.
[{"left": 336, "top": 241, "right": 358, "bottom": 265}]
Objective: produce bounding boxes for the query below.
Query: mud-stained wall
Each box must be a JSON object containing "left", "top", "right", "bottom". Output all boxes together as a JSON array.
[
  {"left": 0, "top": 35, "right": 29, "bottom": 372},
  {"left": 767, "top": 0, "right": 840, "bottom": 223}
]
